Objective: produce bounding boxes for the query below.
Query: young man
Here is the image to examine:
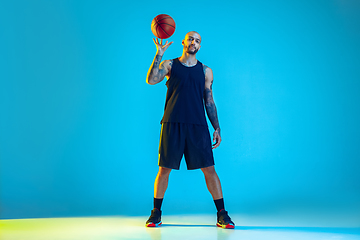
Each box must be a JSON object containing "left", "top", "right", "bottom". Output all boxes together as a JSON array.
[{"left": 145, "top": 31, "right": 235, "bottom": 229}]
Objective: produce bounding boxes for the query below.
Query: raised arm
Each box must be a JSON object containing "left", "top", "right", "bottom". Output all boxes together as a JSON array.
[
  {"left": 203, "top": 66, "right": 221, "bottom": 149},
  {"left": 146, "top": 38, "right": 173, "bottom": 85}
]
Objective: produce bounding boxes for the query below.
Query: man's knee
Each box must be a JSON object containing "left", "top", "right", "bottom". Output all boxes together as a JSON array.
[
  {"left": 158, "top": 166, "right": 172, "bottom": 176},
  {"left": 201, "top": 165, "right": 216, "bottom": 176}
]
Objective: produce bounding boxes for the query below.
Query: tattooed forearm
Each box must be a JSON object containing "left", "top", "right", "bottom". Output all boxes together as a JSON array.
[
  {"left": 204, "top": 88, "right": 220, "bottom": 134},
  {"left": 153, "top": 55, "right": 162, "bottom": 67},
  {"left": 147, "top": 55, "right": 166, "bottom": 84}
]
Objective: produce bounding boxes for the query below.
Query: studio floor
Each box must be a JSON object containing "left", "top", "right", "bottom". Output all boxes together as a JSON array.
[{"left": 1, "top": 214, "right": 360, "bottom": 240}]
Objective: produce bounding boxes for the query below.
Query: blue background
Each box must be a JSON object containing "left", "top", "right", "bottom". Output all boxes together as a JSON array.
[{"left": 1, "top": 0, "right": 359, "bottom": 222}]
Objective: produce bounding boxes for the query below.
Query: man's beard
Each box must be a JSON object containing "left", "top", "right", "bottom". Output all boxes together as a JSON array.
[{"left": 186, "top": 45, "right": 198, "bottom": 54}]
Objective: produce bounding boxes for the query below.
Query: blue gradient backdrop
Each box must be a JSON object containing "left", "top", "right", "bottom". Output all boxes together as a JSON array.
[{"left": 1, "top": 0, "right": 359, "bottom": 223}]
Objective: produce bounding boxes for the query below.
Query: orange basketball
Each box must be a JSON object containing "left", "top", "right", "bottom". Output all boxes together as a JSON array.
[{"left": 151, "top": 14, "right": 176, "bottom": 39}]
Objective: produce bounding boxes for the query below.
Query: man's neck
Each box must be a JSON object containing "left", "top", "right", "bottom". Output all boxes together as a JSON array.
[{"left": 179, "top": 52, "right": 197, "bottom": 67}]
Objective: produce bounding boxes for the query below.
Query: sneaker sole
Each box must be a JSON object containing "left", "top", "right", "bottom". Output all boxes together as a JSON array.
[
  {"left": 146, "top": 221, "right": 162, "bottom": 227},
  {"left": 217, "top": 223, "right": 235, "bottom": 229}
]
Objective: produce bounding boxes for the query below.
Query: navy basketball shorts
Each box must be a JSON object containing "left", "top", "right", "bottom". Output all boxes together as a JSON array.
[{"left": 158, "top": 122, "right": 215, "bottom": 170}]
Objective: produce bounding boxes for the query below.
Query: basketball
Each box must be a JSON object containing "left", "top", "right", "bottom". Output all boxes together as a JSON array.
[{"left": 151, "top": 14, "right": 176, "bottom": 39}]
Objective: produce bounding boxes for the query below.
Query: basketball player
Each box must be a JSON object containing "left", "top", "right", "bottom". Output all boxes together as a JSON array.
[{"left": 145, "top": 31, "right": 235, "bottom": 229}]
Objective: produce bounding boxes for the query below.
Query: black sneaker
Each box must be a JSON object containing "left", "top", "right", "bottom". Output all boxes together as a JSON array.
[
  {"left": 146, "top": 208, "right": 162, "bottom": 227},
  {"left": 217, "top": 209, "right": 235, "bottom": 229}
]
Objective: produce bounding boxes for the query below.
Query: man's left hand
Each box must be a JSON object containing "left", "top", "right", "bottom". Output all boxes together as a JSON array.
[{"left": 212, "top": 128, "right": 221, "bottom": 149}]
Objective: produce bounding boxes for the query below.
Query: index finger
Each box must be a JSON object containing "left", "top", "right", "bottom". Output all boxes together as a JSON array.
[{"left": 166, "top": 41, "right": 174, "bottom": 47}]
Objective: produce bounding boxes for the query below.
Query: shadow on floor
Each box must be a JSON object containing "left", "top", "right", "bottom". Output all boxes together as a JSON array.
[
  {"left": 161, "top": 224, "right": 217, "bottom": 228},
  {"left": 161, "top": 224, "right": 360, "bottom": 235},
  {"left": 237, "top": 226, "right": 360, "bottom": 234}
]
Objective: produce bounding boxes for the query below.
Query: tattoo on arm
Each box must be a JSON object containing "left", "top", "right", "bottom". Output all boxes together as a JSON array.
[
  {"left": 204, "top": 87, "right": 220, "bottom": 134},
  {"left": 148, "top": 55, "right": 167, "bottom": 84},
  {"left": 154, "top": 55, "right": 161, "bottom": 67}
]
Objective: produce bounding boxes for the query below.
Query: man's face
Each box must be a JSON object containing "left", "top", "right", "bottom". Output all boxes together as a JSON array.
[{"left": 182, "top": 32, "right": 201, "bottom": 54}]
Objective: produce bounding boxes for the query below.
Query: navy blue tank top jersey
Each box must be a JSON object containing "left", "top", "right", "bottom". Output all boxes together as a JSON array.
[{"left": 161, "top": 58, "right": 207, "bottom": 126}]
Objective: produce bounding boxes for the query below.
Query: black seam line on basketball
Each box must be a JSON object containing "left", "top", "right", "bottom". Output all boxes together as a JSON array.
[
  {"left": 154, "top": 18, "right": 174, "bottom": 28},
  {"left": 155, "top": 17, "right": 172, "bottom": 37},
  {"left": 155, "top": 18, "right": 162, "bottom": 36},
  {"left": 157, "top": 16, "right": 172, "bottom": 22},
  {"left": 154, "top": 18, "right": 161, "bottom": 38},
  {"left": 155, "top": 19, "right": 160, "bottom": 36},
  {"left": 156, "top": 23, "right": 161, "bottom": 39},
  {"left": 159, "top": 23, "right": 175, "bottom": 28},
  {"left": 157, "top": 22, "right": 171, "bottom": 37},
  {"left": 158, "top": 16, "right": 171, "bottom": 21}
]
